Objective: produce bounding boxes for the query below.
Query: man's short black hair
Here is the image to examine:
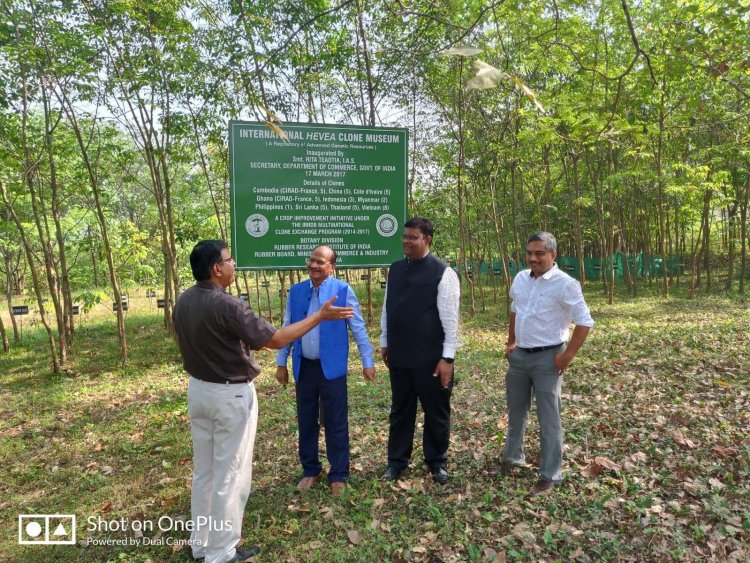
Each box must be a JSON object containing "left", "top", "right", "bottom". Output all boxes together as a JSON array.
[
  {"left": 190, "top": 240, "right": 228, "bottom": 281},
  {"left": 404, "top": 216, "right": 434, "bottom": 238}
]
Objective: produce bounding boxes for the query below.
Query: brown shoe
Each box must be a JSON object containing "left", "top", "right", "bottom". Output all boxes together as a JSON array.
[
  {"left": 297, "top": 474, "right": 322, "bottom": 491},
  {"left": 488, "top": 462, "right": 514, "bottom": 477},
  {"left": 529, "top": 478, "right": 556, "bottom": 496},
  {"left": 331, "top": 481, "right": 346, "bottom": 496}
]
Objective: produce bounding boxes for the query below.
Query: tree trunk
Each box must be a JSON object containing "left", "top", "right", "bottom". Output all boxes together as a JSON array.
[
  {"left": 56, "top": 96, "right": 128, "bottom": 364},
  {"left": 571, "top": 153, "right": 586, "bottom": 285},
  {"left": 726, "top": 207, "right": 736, "bottom": 291},
  {"left": 3, "top": 251, "right": 20, "bottom": 343},
  {"left": 1, "top": 180, "right": 60, "bottom": 373},
  {"left": 702, "top": 187, "right": 712, "bottom": 292},
  {"left": 654, "top": 99, "right": 669, "bottom": 297},
  {"left": 739, "top": 173, "right": 749, "bottom": 293},
  {"left": 40, "top": 85, "right": 75, "bottom": 346}
]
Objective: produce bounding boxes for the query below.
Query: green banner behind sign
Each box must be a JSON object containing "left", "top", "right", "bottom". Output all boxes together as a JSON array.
[{"left": 229, "top": 121, "right": 408, "bottom": 269}]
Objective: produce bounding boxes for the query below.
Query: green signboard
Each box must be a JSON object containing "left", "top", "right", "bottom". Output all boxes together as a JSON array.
[{"left": 229, "top": 121, "right": 408, "bottom": 269}]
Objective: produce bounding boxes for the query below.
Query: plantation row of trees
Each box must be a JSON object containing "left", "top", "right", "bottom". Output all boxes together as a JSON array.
[{"left": 1, "top": 0, "right": 749, "bottom": 372}]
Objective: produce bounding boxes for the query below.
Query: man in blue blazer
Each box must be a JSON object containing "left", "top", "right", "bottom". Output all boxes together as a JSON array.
[{"left": 276, "top": 245, "right": 375, "bottom": 495}]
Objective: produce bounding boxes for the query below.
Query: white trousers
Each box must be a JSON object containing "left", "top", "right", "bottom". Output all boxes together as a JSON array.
[{"left": 188, "top": 377, "right": 258, "bottom": 563}]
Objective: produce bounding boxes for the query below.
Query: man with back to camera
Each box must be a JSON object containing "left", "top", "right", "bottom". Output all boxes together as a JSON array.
[
  {"left": 491, "top": 231, "right": 594, "bottom": 495},
  {"left": 173, "top": 240, "right": 354, "bottom": 563},
  {"left": 380, "top": 217, "right": 460, "bottom": 485},
  {"left": 275, "top": 245, "right": 375, "bottom": 496}
]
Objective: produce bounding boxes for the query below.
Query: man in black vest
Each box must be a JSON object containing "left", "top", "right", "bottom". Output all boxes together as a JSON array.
[{"left": 380, "top": 217, "right": 460, "bottom": 484}]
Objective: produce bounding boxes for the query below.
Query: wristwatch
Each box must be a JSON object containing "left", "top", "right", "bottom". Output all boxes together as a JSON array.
[{"left": 441, "top": 357, "right": 454, "bottom": 364}]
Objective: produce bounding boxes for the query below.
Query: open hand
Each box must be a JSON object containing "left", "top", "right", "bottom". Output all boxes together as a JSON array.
[{"left": 319, "top": 296, "right": 354, "bottom": 321}]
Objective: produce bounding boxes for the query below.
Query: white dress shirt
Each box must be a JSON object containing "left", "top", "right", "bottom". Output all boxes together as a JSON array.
[
  {"left": 510, "top": 264, "right": 594, "bottom": 348},
  {"left": 380, "top": 253, "right": 461, "bottom": 358}
]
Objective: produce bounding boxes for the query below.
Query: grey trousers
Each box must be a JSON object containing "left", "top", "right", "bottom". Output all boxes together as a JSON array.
[{"left": 503, "top": 346, "right": 564, "bottom": 482}]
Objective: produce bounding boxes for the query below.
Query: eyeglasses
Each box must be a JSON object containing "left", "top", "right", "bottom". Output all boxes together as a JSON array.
[
  {"left": 307, "top": 257, "right": 332, "bottom": 266},
  {"left": 402, "top": 234, "right": 424, "bottom": 241},
  {"left": 217, "top": 257, "right": 236, "bottom": 265}
]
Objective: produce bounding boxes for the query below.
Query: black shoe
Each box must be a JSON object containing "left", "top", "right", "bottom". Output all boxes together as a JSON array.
[
  {"left": 431, "top": 467, "right": 449, "bottom": 485},
  {"left": 229, "top": 546, "right": 261, "bottom": 561},
  {"left": 382, "top": 466, "right": 403, "bottom": 481},
  {"left": 529, "top": 478, "right": 556, "bottom": 496}
]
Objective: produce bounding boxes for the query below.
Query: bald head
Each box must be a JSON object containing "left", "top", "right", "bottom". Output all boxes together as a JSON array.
[
  {"left": 313, "top": 245, "right": 337, "bottom": 264},
  {"left": 307, "top": 245, "right": 337, "bottom": 286}
]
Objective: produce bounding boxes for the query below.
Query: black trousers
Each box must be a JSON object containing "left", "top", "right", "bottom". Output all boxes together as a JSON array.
[{"left": 387, "top": 364, "right": 452, "bottom": 471}]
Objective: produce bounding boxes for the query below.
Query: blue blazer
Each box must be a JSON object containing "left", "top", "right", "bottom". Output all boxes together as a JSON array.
[{"left": 288, "top": 278, "right": 350, "bottom": 381}]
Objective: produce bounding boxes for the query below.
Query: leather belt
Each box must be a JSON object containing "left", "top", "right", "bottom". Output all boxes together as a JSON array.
[
  {"left": 192, "top": 375, "right": 250, "bottom": 384},
  {"left": 518, "top": 343, "right": 563, "bottom": 354}
]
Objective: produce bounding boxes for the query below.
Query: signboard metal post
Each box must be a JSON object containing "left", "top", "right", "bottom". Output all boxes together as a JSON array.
[{"left": 12, "top": 305, "right": 29, "bottom": 339}]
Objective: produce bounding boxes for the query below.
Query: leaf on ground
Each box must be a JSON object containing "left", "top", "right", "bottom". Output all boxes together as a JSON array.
[
  {"left": 511, "top": 522, "right": 535, "bottom": 545},
  {"left": 594, "top": 456, "right": 622, "bottom": 472},
  {"left": 603, "top": 498, "right": 621, "bottom": 511},
  {"left": 484, "top": 547, "right": 500, "bottom": 561},
  {"left": 711, "top": 446, "right": 737, "bottom": 458},
  {"left": 582, "top": 456, "right": 621, "bottom": 477},
  {"left": 582, "top": 462, "right": 603, "bottom": 478},
  {"left": 707, "top": 477, "right": 725, "bottom": 490},
  {"left": 683, "top": 479, "right": 706, "bottom": 497},
  {"left": 101, "top": 502, "right": 112, "bottom": 513},
  {"left": 671, "top": 429, "right": 698, "bottom": 449},
  {"left": 669, "top": 413, "right": 689, "bottom": 425},
  {"left": 100, "top": 465, "right": 114, "bottom": 475},
  {"left": 347, "top": 530, "right": 360, "bottom": 545}
]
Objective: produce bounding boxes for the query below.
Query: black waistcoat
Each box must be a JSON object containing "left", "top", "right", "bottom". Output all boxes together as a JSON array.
[{"left": 385, "top": 254, "right": 448, "bottom": 369}]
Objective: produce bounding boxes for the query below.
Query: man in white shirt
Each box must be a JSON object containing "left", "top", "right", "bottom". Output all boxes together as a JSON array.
[
  {"left": 380, "top": 217, "right": 460, "bottom": 484},
  {"left": 494, "top": 231, "right": 594, "bottom": 495}
]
